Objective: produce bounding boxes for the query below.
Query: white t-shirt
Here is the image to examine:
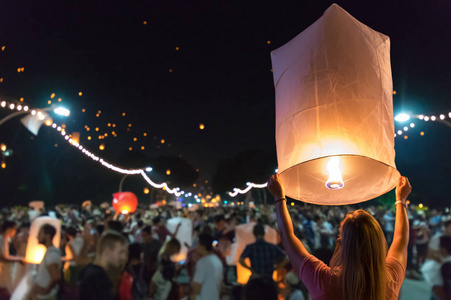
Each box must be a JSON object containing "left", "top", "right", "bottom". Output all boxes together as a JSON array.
[
  {"left": 193, "top": 253, "right": 223, "bottom": 300},
  {"left": 35, "top": 246, "right": 62, "bottom": 295}
]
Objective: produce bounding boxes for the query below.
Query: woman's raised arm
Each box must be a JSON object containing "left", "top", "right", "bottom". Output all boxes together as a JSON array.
[
  {"left": 268, "top": 174, "right": 310, "bottom": 272},
  {"left": 388, "top": 176, "right": 412, "bottom": 269}
]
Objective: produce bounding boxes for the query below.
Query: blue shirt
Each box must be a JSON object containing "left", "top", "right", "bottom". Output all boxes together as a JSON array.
[{"left": 240, "top": 239, "right": 286, "bottom": 276}]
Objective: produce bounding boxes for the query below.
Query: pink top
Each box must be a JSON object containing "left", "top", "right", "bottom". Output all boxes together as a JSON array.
[{"left": 298, "top": 255, "right": 405, "bottom": 300}]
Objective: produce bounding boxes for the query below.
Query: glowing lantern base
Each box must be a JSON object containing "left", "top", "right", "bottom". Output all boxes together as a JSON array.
[{"left": 281, "top": 155, "right": 399, "bottom": 205}]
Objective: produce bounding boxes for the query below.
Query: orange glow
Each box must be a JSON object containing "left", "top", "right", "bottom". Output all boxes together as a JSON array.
[
  {"left": 122, "top": 113, "right": 126, "bottom": 116},
  {"left": 79, "top": 92, "right": 82, "bottom": 96},
  {"left": 169, "top": 69, "right": 173, "bottom": 73},
  {"left": 104, "top": 133, "right": 108, "bottom": 137},
  {"left": 193, "top": 184, "right": 197, "bottom": 187},
  {"left": 199, "top": 123, "right": 205, "bottom": 130},
  {"left": 1, "top": 46, "right": 4, "bottom": 51},
  {"left": 87, "top": 136, "right": 91, "bottom": 140},
  {"left": 61, "top": 124, "right": 66, "bottom": 129},
  {"left": 141, "top": 146, "right": 145, "bottom": 150},
  {"left": 175, "top": 47, "right": 179, "bottom": 50},
  {"left": 133, "top": 137, "right": 137, "bottom": 141},
  {"left": 112, "top": 124, "right": 116, "bottom": 127},
  {"left": 267, "top": 40, "right": 271, "bottom": 44},
  {"left": 20, "top": 97, "right": 24, "bottom": 102},
  {"left": 406, "top": 200, "right": 410, "bottom": 205},
  {"left": 58, "top": 98, "right": 62, "bottom": 102},
  {"left": 48, "top": 100, "right": 51, "bottom": 104},
  {"left": 50, "top": 93, "right": 55, "bottom": 99},
  {"left": 0, "top": 144, "right": 6, "bottom": 151},
  {"left": 128, "top": 123, "right": 132, "bottom": 127},
  {"left": 45, "top": 119, "right": 53, "bottom": 126},
  {"left": 404, "top": 136, "right": 408, "bottom": 140},
  {"left": 54, "top": 144, "right": 58, "bottom": 147},
  {"left": 82, "top": 108, "right": 86, "bottom": 112},
  {"left": 0, "top": 78, "right": 3, "bottom": 83},
  {"left": 205, "top": 180, "right": 208, "bottom": 184},
  {"left": 166, "top": 169, "right": 171, "bottom": 175},
  {"left": 143, "top": 132, "right": 147, "bottom": 136},
  {"left": 420, "top": 132, "right": 425, "bottom": 136},
  {"left": 99, "top": 144, "right": 105, "bottom": 150},
  {"left": 129, "top": 147, "right": 132, "bottom": 151},
  {"left": 72, "top": 132, "right": 80, "bottom": 144},
  {"left": 144, "top": 188, "right": 150, "bottom": 194},
  {"left": 161, "top": 139, "right": 165, "bottom": 144},
  {"left": 108, "top": 123, "right": 111, "bottom": 127},
  {"left": 95, "top": 127, "right": 99, "bottom": 131},
  {"left": 143, "top": 21, "right": 147, "bottom": 25},
  {"left": 1, "top": 162, "right": 5, "bottom": 169},
  {"left": 393, "top": 91, "right": 397, "bottom": 95}
]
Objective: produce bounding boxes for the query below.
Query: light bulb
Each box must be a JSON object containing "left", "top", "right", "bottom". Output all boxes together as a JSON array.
[{"left": 325, "top": 156, "right": 344, "bottom": 190}]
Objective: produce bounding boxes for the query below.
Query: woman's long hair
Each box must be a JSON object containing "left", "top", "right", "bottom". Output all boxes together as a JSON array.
[{"left": 329, "top": 209, "right": 391, "bottom": 300}]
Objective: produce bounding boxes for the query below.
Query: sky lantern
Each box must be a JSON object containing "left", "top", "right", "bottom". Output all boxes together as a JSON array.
[
  {"left": 199, "top": 123, "right": 205, "bottom": 130},
  {"left": 24, "top": 216, "right": 61, "bottom": 264},
  {"left": 166, "top": 217, "right": 192, "bottom": 262},
  {"left": 271, "top": 4, "right": 399, "bottom": 205},
  {"left": 112, "top": 192, "right": 138, "bottom": 215}
]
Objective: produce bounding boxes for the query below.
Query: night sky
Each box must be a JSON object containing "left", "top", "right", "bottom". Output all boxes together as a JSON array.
[{"left": 0, "top": 0, "right": 450, "bottom": 207}]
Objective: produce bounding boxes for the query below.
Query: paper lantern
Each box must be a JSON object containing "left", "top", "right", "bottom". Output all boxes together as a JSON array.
[
  {"left": 226, "top": 223, "right": 279, "bottom": 284},
  {"left": 20, "top": 111, "right": 50, "bottom": 136},
  {"left": 112, "top": 192, "right": 138, "bottom": 214},
  {"left": 24, "top": 216, "right": 61, "bottom": 264},
  {"left": 271, "top": 4, "right": 400, "bottom": 205},
  {"left": 166, "top": 217, "right": 192, "bottom": 262}
]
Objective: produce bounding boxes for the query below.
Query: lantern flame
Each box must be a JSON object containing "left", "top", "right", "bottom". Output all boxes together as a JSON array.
[
  {"left": 325, "top": 156, "right": 344, "bottom": 190},
  {"left": 121, "top": 209, "right": 129, "bottom": 214}
]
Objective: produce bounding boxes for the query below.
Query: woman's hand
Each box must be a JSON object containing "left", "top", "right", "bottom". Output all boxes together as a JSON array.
[
  {"left": 268, "top": 174, "right": 285, "bottom": 201},
  {"left": 396, "top": 176, "right": 412, "bottom": 202}
]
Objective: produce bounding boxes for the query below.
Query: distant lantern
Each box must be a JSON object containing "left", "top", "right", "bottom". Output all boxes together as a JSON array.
[
  {"left": 44, "top": 119, "right": 53, "bottom": 126},
  {"left": 166, "top": 169, "right": 171, "bottom": 175},
  {"left": 50, "top": 93, "right": 55, "bottom": 99},
  {"left": 87, "top": 136, "right": 91, "bottom": 140},
  {"left": 271, "top": 4, "right": 399, "bottom": 205},
  {"left": 141, "top": 146, "right": 145, "bottom": 150},
  {"left": 199, "top": 123, "right": 205, "bottom": 130},
  {"left": 79, "top": 92, "right": 82, "bottom": 96},
  {"left": 112, "top": 192, "right": 138, "bottom": 215},
  {"left": 144, "top": 187, "right": 150, "bottom": 194},
  {"left": 143, "top": 21, "right": 147, "bottom": 25},
  {"left": 420, "top": 132, "right": 425, "bottom": 136},
  {"left": 161, "top": 139, "right": 165, "bottom": 144},
  {"left": 99, "top": 144, "right": 105, "bottom": 150},
  {"left": 25, "top": 217, "right": 61, "bottom": 264},
  {"left": 122, "top": 113, "right": 126, "bottom": 116}
]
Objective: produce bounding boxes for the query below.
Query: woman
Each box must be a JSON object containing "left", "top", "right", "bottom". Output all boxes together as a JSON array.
[
  {"left": 0, "top": 221, "right": 24, "bottom": 294},
  {"left": 268, "top": 174, "right": 411, "bottom": 300},
  {"left": 150, "top": 238, "right": 181, "bottom": 300}
]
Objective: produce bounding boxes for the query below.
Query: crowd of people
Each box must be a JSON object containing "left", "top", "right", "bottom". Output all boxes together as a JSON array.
[{"left": 0, "top": 179, "right": 449, "bottom": 299}]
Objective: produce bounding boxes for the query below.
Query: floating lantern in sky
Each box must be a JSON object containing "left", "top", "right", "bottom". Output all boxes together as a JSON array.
[
  {"left": 271, "top": 4, "right": 400, "bottom": 205},
  {"left": 78, "top": 92, "right": 82, "bottom": 96},
  {"left": 112, "top": 192, "right": 138, "bottom": 215},
  {"left": 199, "top": 123, "right": 205, "bottom": 130},
  {"left": 166, "top": 169, "right": 171, "bottom": 175},
  {"left": 99, "top": 144, "right": 105, "bottom": 150}
]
